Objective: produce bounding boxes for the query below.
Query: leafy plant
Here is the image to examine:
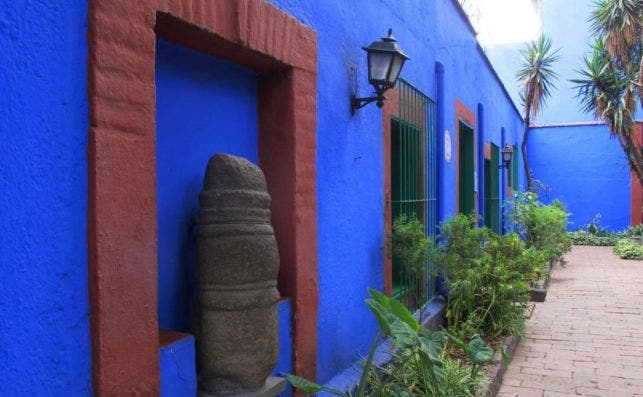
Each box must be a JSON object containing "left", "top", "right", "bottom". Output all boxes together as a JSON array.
[
  {"left": 614, "top": 238, "right": 643, "bottom": 260},
  {"left": 568, "top": 230, "right": 618, "bottom": 246},
  {"left": 508, "top": 192, "right": 571, "bottom": 265},
  {"left": 569, "top": 222, "right": 643, "bottom": 246},
  {"left": 516, "top": 35, "right": 560, "bottom": 191},
  {"left": 446, "top": 334, "right": 493, "bottom": 380},
  {"left": 285, "top": 289, "right": 492, "bottom": 396},
  {"left": 436, "top": 215, "right": 532, "bottom": 338},
  {"left": 392, "top": 215, "right": 433, "bottom": 278},
  {"left": 623, "top": 224, "right": 643, "bottom": 239},
  {"left": 390, "top": 215, "right": 434, "bottom": 312}
]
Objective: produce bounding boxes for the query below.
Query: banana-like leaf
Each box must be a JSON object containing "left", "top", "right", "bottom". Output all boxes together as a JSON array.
[
  {"left": 365, "top": 299, "right": 392, "bottom": 336},
  {"left": 284, "top": 374, "right": 346, "bottom": 396},
  {"left": 368, "top": 288, "right": 419, "bottom": 331}
]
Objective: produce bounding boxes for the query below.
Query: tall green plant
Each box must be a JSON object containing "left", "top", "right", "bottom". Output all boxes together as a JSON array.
[
  {"left": 572, "top": 0, "right": 643, "bottom": 183},
  {"left": 391, "top": 214, "right": 435, "bottom": 316},
  {"left": 436, "top": 215, "right": 534, "bottom": 337},
  {"left": 508, "top": 192, "right": 572, "bottom": 264},
  {"left": 516, "top": 35, "right": 560, "bottom": 191}
]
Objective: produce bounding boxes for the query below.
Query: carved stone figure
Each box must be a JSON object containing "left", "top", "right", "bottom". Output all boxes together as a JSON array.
[{"left": 195, "top": 154, "right": 280, "bottom": 396}]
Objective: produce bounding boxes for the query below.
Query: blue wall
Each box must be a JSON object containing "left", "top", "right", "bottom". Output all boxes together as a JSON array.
[
  {"left": 267, "top": 0, "right": 523, "bottom": 383},
  {"left": 155, "top": 39, "right": 259, "bottom": 331},
  {"left": 0, "top": 0, "right": 524, "bottom": 392},
  {"left": 0, "top": 1, "right": 92, "bottom": 395},
  {"left": 160, "top": 335, "right": 197, "bottom": 396},
  {"left": 529, "top": 124, "right": 630, "bottom": 230},
  {"left": 274, "top": 299, "right": 293, "bottom": 397}
]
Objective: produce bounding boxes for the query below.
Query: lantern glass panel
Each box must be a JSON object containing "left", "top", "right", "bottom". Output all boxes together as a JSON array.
[
  {"left": 388, "top": 54, "right": 405, "bottom": 85},
  {"left": 368, "top": 52, "right": 392, "bottom": 83}
]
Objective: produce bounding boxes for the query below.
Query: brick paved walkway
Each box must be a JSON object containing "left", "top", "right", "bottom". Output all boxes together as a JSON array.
[{"left": 497, "top": 246, "right": 643, "bottom": 397}]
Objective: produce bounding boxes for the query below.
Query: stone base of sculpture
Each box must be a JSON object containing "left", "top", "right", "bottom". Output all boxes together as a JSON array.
[{"left": 198, "top": 376, "right": 285, "bottom": 397}]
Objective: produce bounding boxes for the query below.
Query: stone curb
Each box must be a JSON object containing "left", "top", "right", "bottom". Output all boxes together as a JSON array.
[{"left": 476, "top": 334, "right": 520, "bottom": 397}]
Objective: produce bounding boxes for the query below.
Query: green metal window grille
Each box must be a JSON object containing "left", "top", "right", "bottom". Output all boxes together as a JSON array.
[
  {"left": 391, "top": 79, "right": 437, "bottom": 312},
  {"left": 512, "top": 145, "right": 519, "bottom": 191},
  {"left": 484, "top": 143, "right": 500, "bottom": 234}
]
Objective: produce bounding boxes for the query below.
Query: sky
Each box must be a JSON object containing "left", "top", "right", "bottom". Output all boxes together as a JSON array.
[{"left": 460, "top": 0, "right": 541, "bottom": 46}]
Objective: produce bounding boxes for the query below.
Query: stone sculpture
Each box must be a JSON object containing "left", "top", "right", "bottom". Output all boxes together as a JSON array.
[{"left": 195, "top": 154, "right": 281, "bottom": 396}]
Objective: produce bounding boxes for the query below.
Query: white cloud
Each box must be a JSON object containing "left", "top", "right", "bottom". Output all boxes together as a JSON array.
[{"left": 474, "top": 0, "right": 540, "bottom": 45}]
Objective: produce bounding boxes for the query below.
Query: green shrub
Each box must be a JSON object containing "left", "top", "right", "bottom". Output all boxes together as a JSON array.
[
  {"left": 392, "top": 214, "right": 433, "bottom": 280},
  {"left": 369, "top": 353, "right": 482, "bottom": 397},
  {"left": 437, "top": 213, "right": 489, "bottom": 271},
  {"left": 567, "top": 218, "right": 643, "bottom": 247},
  {"left": 568, "top": 230, "right": 618, "bottom": 246},
  {"left": 436, "top": 215, "right": 534, "bottom": 338},
  {"left": 623, "top": 224, "right": 643, "bottom": 239},
  {"left": 614, "top": 239, "right": 643, "bottom": 260},
  {"left": 508, "top": 192, "right": 571, "bottom": 264}
]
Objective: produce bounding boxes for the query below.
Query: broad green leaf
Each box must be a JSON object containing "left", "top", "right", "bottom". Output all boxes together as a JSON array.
[
  {"left": 418, "top": 328, "right": 446, "bottom": 359},
  {"left": 468, "top": 337, "right": 494, "bottom": 365},
  {"left": 365, "top": 299, "right": 392, "bottom": 335},
  {"left": 388, "top": 318, "right": 417, "bottom": 348},
  {"left": 388, "top": 298, "right": 419, "bottom": 331},
  {"left": 368, "top": 288, "right": 391, "bottom": 309}
]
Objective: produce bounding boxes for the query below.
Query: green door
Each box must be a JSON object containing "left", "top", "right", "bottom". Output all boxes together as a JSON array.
[
  {"left": 459, "top": 121, "right": 475, "bottom": 215},
  {"left": 512, "top": 145, "right": 519, "bottom": 191},
  {"left": 484, "top": 143, "right": 500, "bottom": 234}
]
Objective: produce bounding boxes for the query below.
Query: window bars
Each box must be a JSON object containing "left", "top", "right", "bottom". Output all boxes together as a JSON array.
[{"left": 391, "top": 79, "right": 437, "bottom": 312}]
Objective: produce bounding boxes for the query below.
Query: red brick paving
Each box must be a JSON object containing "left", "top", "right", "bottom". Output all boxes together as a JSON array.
[{"left": 498, "top": 246, "right": 643, "bottom": 397}]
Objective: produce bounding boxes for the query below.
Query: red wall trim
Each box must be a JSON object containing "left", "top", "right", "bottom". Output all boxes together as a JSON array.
[
  {"left": 382, "top": 87, "right": 400, "bottom": 296},
  {"left": 631, "top": 122, "right": 643, "bottom": 226},
  {"left": 88, "top": 1, "right": 318, "bottom": 394},
  {"left": 454, "top": 99, "right": 476, "bottom": 214}
]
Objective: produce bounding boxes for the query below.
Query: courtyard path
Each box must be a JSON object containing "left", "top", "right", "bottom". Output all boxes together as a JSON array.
[{"left": 497, "top": 246, "right": 643, "bottom": 397}]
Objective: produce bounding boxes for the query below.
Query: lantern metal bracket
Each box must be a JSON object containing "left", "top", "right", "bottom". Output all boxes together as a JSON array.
[{"left": 350, "top": 93, "right": 386, "bottom": 115}]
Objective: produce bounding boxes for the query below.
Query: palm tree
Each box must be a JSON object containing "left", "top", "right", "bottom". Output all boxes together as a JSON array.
[
  {"left": 572, "top": 40, "right": 643, "bottom": 180},
  {"left": 516, "top": 35, "right": 560, "bottom": 191},
  {"left": 590, "top": 0, "right": 641, "bottom": 101},
  {"left": 572, "top": 0, "right": 642, "bottom": 183}
]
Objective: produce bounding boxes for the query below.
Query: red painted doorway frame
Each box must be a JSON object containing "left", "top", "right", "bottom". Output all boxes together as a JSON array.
[{"left": 87, "top": 0, "right": 318, "bottom": 394}]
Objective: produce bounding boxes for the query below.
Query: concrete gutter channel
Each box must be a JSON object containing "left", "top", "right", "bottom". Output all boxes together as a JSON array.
[{"left": 476, "top": 334, "right": 521, "bottom": 397}]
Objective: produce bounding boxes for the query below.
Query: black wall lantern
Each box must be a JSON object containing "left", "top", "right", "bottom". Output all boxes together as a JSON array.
[
  {"left": 500, "top": 143, "right": 513, "bottom": 168},
  {"left": 351, "top": 29, "right": 410, "bottom": 114}
]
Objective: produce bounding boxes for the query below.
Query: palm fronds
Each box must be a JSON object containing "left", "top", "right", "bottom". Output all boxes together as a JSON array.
[
  {"left": 516, "top": 35, "right": 560, "bottom": 191},
  {"left": 590, "top": 0, "right": 641, "bottom": 63},
  {"left": 516, "top": 35, "right": 560, "bottom": 120}
]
